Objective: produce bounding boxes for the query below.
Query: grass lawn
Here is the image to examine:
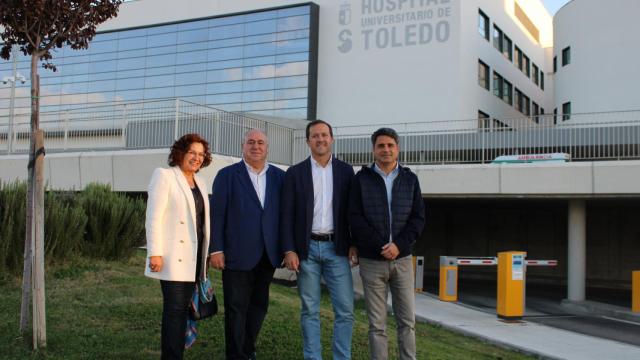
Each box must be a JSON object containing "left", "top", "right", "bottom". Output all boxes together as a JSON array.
[{"left": 0, "top": 251, "right": 533, "bottom": 359}]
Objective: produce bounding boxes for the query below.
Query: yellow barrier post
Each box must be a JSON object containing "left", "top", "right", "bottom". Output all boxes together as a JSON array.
[
  {"left": 439, "top": 256, "right": 458, "bottom": 302},
  {"left": 497, "top": 251, "right": 527, "bottom": 320},
  {"left": 633, "top": 271, "right": 640, "bottom": 313}
]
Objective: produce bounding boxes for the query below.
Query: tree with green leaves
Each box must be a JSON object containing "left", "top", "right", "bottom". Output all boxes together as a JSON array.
[{"left": 0, "top": 0, "right": 123, "bottom": 348}]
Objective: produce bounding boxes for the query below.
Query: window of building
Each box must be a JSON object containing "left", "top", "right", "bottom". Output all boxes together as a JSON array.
[
  {"left": 553, "top": 56, "right": 557, "bottom": 73},
  {"left": 514, "top": 46, "right": 522, "bottom": 70},
  {"left": 502, "top": 35, "right": 512, "bottom": 61},
  {"left": 562, "top": 101, "right": 571, "bottom": 120},
  {"left": 523, "top": 94, "right": 530, "bottom": 116},
  {"left": 532, "top": 63, "right": 539, "bottom": 85},
  {"left": 562, "top": 46, "right": 571, "bottom": 66},
  {"left": 493, "top": 71, "right": 503, "bottom": 98},
  {"left": 493, "top": 25, "right": 503, "bottom": 53},
  {"left": 502, "top": 79, "right": 513, "bottom": 105},
  {"left": 514, "top": 88, "right": 522, "bottom": 113},
  {"left": 532, "top": 101, "right": 539, "bottom": 123},
  {"left": 540, "top": 71, "right": 544, "bottom": 90},
  {"left": 523, "top": 54, "right": 530, "bottom": 77},
  {"left": 493, "top": 118, "right": 512, "bottom": 131},
  {"left": 478, "top": 110, "right": 490, "bottom": 130},
  {"left": 478, "top": 60, "right": 489, "bottom": 90},
  {"left": 478, "top": 10, "right": 490, "bottom": 41},
  {"left": 553, "top": 108, "right": 558, "bottom": 125},
  {"left": 4, "top": 4, "right": 319, "bottom": 120}
]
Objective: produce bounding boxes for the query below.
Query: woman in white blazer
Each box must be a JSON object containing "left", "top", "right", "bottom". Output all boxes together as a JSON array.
[{"left": 145, "top": 133, "right": 212, "bottom": 359}]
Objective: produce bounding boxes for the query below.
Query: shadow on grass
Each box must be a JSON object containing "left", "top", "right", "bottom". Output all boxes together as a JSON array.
[{"left": 0, "top": 251, "right": 533, "bottom": 359}]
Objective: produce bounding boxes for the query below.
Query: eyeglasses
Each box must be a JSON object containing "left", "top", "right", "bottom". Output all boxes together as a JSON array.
[{"left": 187, "top": 150, "right": 206, "bottom": 158}]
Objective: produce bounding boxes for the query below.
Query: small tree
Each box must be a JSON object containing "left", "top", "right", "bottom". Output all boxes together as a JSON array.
[{"left": 0, "top": 0, "right": 122, "bottom": 348}]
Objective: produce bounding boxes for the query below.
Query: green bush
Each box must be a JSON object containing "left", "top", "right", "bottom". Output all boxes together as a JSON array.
[
  {"left": 0, "top": 181, "right": 27, "bottom": 274},
  {"left": 45, "top": 191, "right": 88, "bottom": 261},
  {"left": 78, "top": 183, "right": 145, "bottom": 260},
  {"left": 0, "top": 182, "right": 144, "bottom": 273}
]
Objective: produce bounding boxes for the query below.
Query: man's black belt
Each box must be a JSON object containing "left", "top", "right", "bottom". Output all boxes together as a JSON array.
[{"left": 310, "top": 233, "right": 333, "bottom": 242}]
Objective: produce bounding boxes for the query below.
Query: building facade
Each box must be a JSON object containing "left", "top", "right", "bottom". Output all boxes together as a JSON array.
[{"left": 1, "top": 0, "right": 559, "bottom": 131}]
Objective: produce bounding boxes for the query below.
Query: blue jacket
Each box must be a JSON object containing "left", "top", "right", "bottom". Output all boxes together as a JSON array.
[
  {"left": 281, "top": 157, "right": 354, "bottom": 260},
  {"left": 348, "top": 164, "right": 425, "bottom": 260},
  {"left": 209, "top": 161, "right": 285, "bottom": 270}
]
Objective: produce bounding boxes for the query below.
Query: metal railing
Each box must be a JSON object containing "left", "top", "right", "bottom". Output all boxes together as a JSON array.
[
  {"left": 0, "top": 98, "right": 297, "bottom": 165},
  {"left": 2, "top": 102, "right": 640, "bottom": 166}
]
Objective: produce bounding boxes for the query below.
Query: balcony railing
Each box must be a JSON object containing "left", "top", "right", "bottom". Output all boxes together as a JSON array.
[{"left": 2, "top": 100, "right": 640, "bottom": 166}]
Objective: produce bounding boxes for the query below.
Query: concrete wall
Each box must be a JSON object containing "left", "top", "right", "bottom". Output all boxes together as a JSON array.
[{"left": 554, "top": 0, "right": 640, "bottom": 115}]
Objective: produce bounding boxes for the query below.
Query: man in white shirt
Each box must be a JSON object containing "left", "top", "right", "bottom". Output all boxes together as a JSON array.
[
  {"left": 281, "top": 120, "right": 356, "bottom": 360},
  {"left": 210, "top": 129, "right": 285, "bottom": 360}
]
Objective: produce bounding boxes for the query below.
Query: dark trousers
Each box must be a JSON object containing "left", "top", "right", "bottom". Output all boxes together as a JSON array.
[
  {"left": 222, "top": 253, "right": 275, "bottom": 360},
  {"left": 160, "top": 280, "right": 195, "bottom": 360}
]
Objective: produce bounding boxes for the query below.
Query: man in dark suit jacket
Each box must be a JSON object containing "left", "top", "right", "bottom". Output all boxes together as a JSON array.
[
  {"left": 281, "top": 120, "right": 355, "bottom": 360},
  {"left": 210, "top": 129, "right": 285, "bottom": 360}
]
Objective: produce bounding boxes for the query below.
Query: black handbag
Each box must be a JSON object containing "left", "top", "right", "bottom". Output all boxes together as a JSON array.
[{"left": 189, "top": 276, "right": 218, "bottom": 320}]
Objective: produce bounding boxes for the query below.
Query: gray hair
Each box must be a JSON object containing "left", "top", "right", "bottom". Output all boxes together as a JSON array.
[{"left": 242, "top": 128, "right": 268, "bottom": 144}]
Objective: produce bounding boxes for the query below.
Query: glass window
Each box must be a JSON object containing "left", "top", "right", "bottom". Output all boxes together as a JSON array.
[
  {"left": 242, "top": 90, "right": 275, "bottom": 102},
  {"left": 502, "top": 80, "right": 512, "bottom": 105},
  {"left": 177, "top": 19, "right": 208, "bottom": 31},
  {"left": 145, "top": 74, "right": 175, "bottom": 88},
  {"left": 146, "top": 53, "right": 176, "bottom": 68},
  {"left": 244, "top": 55, "right": 276, "bottom": 67},
  {"left": 523, "top": 54, "right": 530, "bottom": 77},
  {"left": 90, "top": 40, "right": 117, "bottom": 54},
  {"left": 478, "top": 10, "right": 489, "bottom": 40},
  {"left": 146, "top": 44, "right": 176, "bottom": 56},
  {"left": 144, "top": 86, "right": 174, "bottom": 99},
  {"left": 209, "top": 24, "right": 244, "bottom": 40},
  {"left": 276, "top": 52, "right": 308, "bottom": 63},
  {"left": 562, "top": 101, "right": 571, "bottom": 120},
  {"left": 277, "top": 15, "right": 310, "bottom": 32},
  {"left": 175, "top": 84, "right": 205, "bottom": 97},
  {"left": 244, "top": 64, "right": 275, "bottom": 80},
  {"left": 207, "top": 59, "right": 243, "bottom": 70},
  {"left": 478, "top": 110, "right": 490, "bottom": 130},
  {"left": 492, "top": 72, "right": 502, "bottom": 98},
  {"left": 244, "top": 33, "right": 277, "bottom": 45},
  {"left": 532, "top": 64, "right": 539, "bottom": 85},
  {"left": 88, "top": 79, "right": 116, "bottom": 93},
  {"left": 178, "top": 28, "right": 209, "bottom": 44},
  {"left": 275, "top": 87, "right": 307, "bottom": 99},
  {"left": 478, "top": 60, "right": 489, "bottom": 90},
  {"left": 116, "top": 77, "right": 145, "bottom": 91},
  {"left": 275, "top": 61, "right": 307, "bottom": 77},
  {"left": 145, "top": 66, "right": 175, "bottom": 76},
  {"left": 176, "top": 50, "right": 207, "bottom": 65},
  {"left": 276, "top": 38, "right": 308, "bottom": 54},
  {"left": 117, "top": 57, "right": 145, "bottom": 71},
  {"left": 278, "top": 5, "right": 311, "bottom": 17},
  {"left": 243, "top": 78, "right": 275, "bottom": 91},
  {"left": 244, "top": 42, "right": 277, "bottom": 58},
  {"left": 118, "top": 36, "right": 147, "bottom": 52},
  {"left": 514, "top": 46, "right": 522, "bottom": 69},
  {"left": 562, "top": 46, "right": 571, "bottom": 66},
  {"left": 540, "top": 71, "right": 544, "bottom": 90},
  {"left": 242, "top": 100, "right": 275, "bottom": 112},
  {"left": 115, "top": 89, "right": 144, "bottom": 101},
  {"left": 208, "top": 46, "right": 243, "bottom": 62},
  {"left": 245, "top": 19, "right": 277, "bottom": 36},
  {"left": 275, "top": 98, "right": 307, "bottom": 109},
  {"left": 502, "top": 35, "right": 512, "bottom": 60},
  {"left": 147, "top": 32, "right": 177, "bottom": 47},
  {"left": 553, "top": 56, "right": 557, "bottom": 73},
  {"left": 177, "top": 41, "right": 208, "bottom": 53},
  {"left": 275, "top": 75, "right": 307, "bottom": 89},
  {"left": 277, "top": 29, "right": 309, "bottom": 41},
  {"left": 206, "top": 92, "right": 242, "bottom": 104},
  {"left": 207, "top": 68, "right": 243, "bottom": 82},
  {"left": 206, "top": 81, "right": 242, "bottom": 95},
  {"left": 146, "top": 23, "right": 177, "bottom": 36},
  {"left": 493, "top": 25, "right": 502, "bottom": 52},
  {"left": 117, "top": 69, "right": 145, "bottom": 79}
]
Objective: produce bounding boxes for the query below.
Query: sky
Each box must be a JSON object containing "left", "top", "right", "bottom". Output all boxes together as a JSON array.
[{"left": 542, "top": 0, "right": 572, "bottom": 15}]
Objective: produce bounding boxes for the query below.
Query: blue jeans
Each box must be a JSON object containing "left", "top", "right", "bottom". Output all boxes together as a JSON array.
[{"left": 298, "top": 240, "right": 354, "bottom": 360}]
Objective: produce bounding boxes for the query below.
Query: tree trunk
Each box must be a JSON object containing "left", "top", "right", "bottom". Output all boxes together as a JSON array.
[{"left": 20, "top": 52, "right": 46, "bottom": 348}]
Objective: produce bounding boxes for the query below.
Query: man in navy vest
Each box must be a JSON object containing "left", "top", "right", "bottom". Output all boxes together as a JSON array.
[
  {"left": 349, "top": 127, "right": 425, "bottom": 360},
  {"left": 281, "top": 120, "right": 355, "bottom": 359},
  {"left": 210, "top": 129, "right": 285, "bottom": 360}
]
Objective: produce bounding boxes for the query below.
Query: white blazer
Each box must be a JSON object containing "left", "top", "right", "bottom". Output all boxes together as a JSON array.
[{"left": 144, "top": 166, "right": 210, "bottom": 282}]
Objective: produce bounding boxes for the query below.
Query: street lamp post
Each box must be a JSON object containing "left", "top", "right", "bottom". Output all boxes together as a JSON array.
[{"left": 2, "top": 48, "right": 26, "bottom": 154}]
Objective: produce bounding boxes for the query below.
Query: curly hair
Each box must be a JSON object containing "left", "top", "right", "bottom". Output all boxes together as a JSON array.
[{"left": 168, "top": 133, "right": 212, "bottom": 170}]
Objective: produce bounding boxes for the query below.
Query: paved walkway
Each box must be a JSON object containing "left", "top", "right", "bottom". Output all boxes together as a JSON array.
[{"left": 413, "top": 292, "right": 640, "bottom": 360}]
